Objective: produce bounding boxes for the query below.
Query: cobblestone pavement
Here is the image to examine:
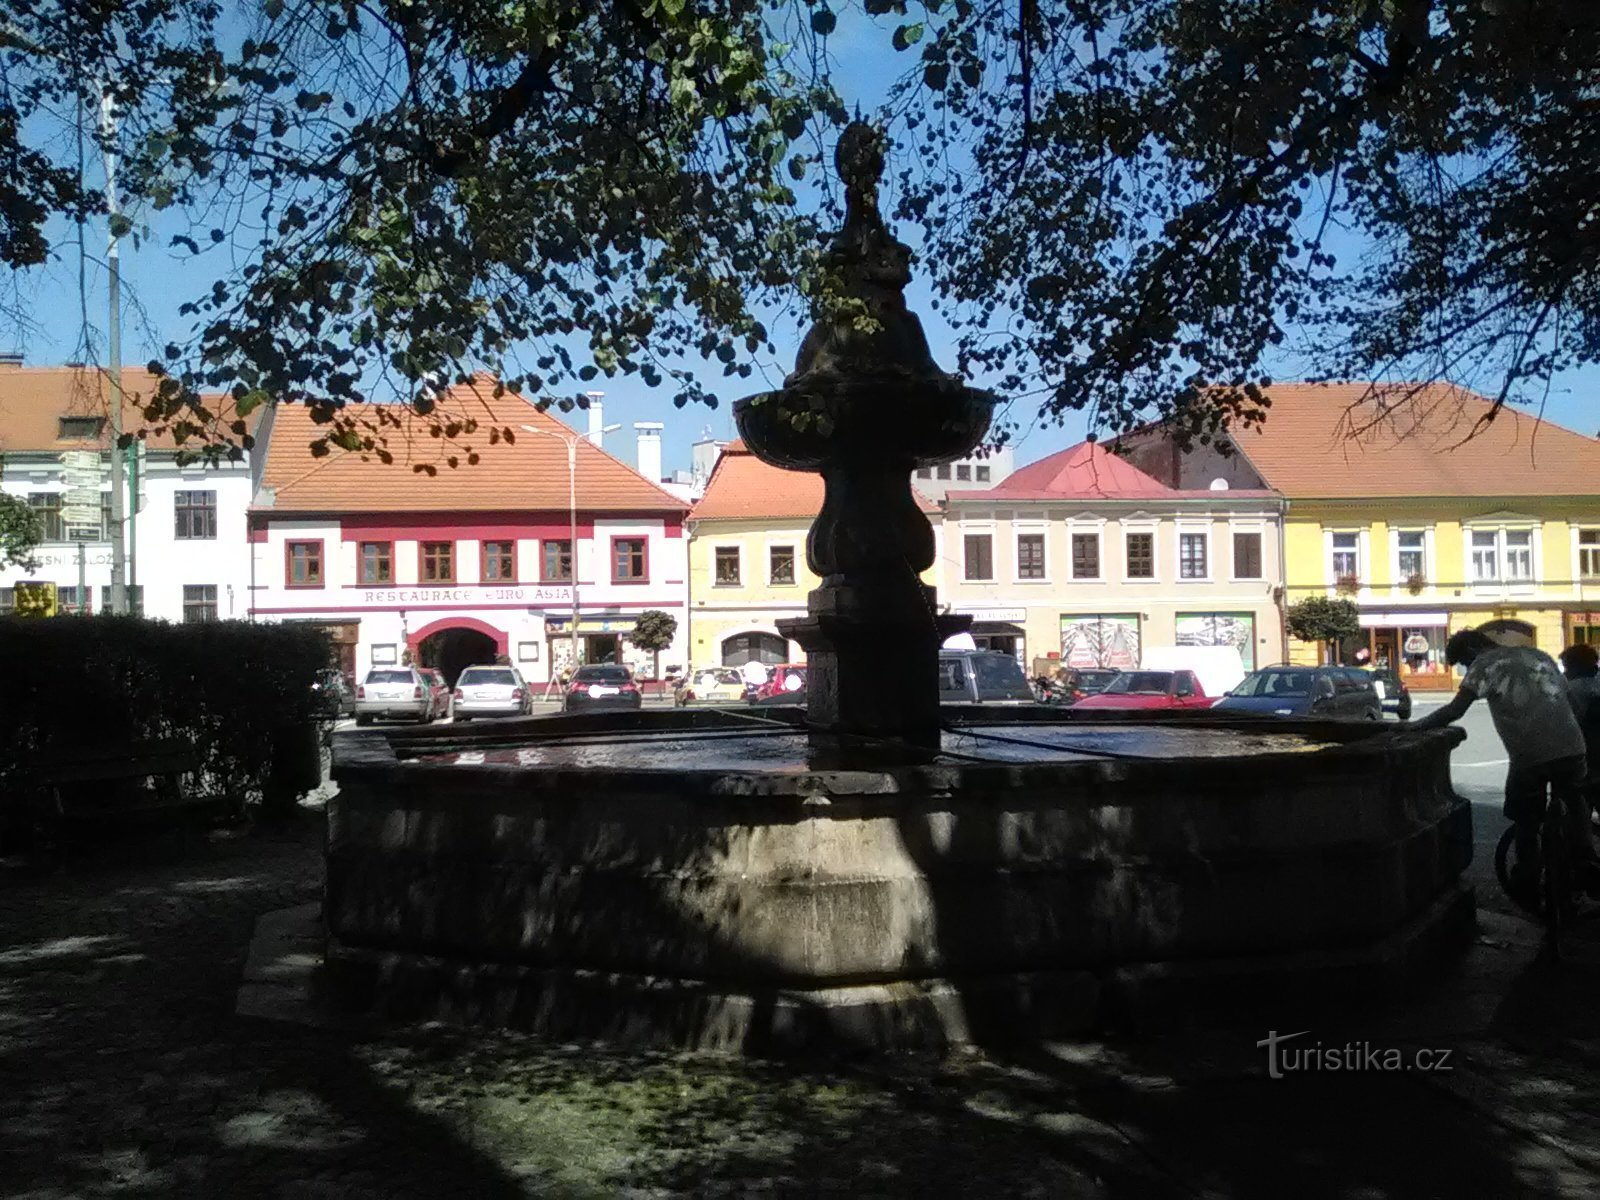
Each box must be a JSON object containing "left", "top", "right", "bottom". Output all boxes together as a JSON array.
[{"left": 3, "top": 806, "right": 1600, "bottom": 1198}]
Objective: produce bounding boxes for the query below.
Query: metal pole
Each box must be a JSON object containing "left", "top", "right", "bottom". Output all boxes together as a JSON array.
[
  {"left": 126, "top": 443, "right": 137, "bottom": 613},
  {"left": 569, "top": 436, "right": 580, "bottom": 673},
  {"left": 101, "top": 89, "right": 126, "bottom": 616}
]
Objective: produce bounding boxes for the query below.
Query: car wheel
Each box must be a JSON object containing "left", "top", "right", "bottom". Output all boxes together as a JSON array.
[{"left": 1398, "top": 700, "right": 1412, "bottom": 720}]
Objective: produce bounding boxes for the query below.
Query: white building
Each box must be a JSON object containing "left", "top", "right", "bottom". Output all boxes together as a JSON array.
[
  {"left": 248, "top": 375, "right": 691, "bottom": 687},
  {"left": 0, "top": 359, "right": 257, "bottom": 621},
  {"left": 913, "top": 444, "right": 1017, "bottom": 500}
]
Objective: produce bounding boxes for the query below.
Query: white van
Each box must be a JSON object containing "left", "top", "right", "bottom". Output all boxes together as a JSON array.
[{"left": 1139, "top": 646, "right": 1247, "bottom": 700}]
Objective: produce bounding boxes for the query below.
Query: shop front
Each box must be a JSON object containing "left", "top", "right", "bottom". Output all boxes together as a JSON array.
[
  {"left": 545, "top": 613, "right": 660, "bottom": 679},
  {"left": 1059, "top": 613, "right": 1141, "bottom": 671},
  {"left": 1566, "top": 610, "right": 1600, "bottom": 647},
  {"left": 1174, "top": 611, "right": 1257, "bottom": 672},
  {"left": 1348, "top": 610, "right": 1452, "bottom": 690}
]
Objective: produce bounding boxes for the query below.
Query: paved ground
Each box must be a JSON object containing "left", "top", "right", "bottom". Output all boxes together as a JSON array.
[{"left": 2, "top": 711, "right": 1598, "bottom": 1197}]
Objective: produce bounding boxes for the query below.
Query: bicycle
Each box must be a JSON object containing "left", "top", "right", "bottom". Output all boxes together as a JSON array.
[{"left": 1494, "top": 785, "right": 1600, "bottom": 960}]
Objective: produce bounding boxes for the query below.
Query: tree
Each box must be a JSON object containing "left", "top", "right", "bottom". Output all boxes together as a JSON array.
[
  {"left": 628, "top": 610, "right": 679, "bottom": 681},
  {"left": 0, "top": 484, "right": 42, "bottom": 572},
  {"left": 1285, "top": 597, "right": 1361, "bottom": 664}
]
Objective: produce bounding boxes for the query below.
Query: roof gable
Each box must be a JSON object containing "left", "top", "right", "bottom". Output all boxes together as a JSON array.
[{"left": 961, "top": 440, "right": 1176, "bottom": 500}]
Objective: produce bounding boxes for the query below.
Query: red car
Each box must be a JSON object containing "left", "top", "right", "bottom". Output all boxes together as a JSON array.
[
  {"left": 753, "top": 663, "right": 808, "bottom": 701},
  {"left": 1070, "top": 669, "right": 1217, "bottom": 711}
]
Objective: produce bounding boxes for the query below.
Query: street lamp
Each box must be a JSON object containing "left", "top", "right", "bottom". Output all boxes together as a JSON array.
[{"left": 523, "top": 418, "right": 618, "bottom": 677}]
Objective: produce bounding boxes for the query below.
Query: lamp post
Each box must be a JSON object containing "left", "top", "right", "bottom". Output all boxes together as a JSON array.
[{"left": 523, "top": 418, "right": 617, "bottom": 677}]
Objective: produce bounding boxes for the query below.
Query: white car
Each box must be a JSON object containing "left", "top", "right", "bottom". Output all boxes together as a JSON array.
[
  {"left": 355, "top": 667, "right": 438, "bottom": 725},
  {"left": 451, "top": 665, "right": 532, "bottom": 721}
]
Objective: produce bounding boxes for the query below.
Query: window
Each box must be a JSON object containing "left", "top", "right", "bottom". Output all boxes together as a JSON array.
[
  {"left": 613, "top": 537, "right": 647, "bottom": 582},
  {"left": 542, "top": 539, "right": 573, "bottom": 582},
  {"left": 975, "top": 465, "right": 991, "bottom": 483},
  {"left": 182, "top": 584, "right": 218, "bottom": 623},
  {"left": 770, "top": 545, "right": 796, "bottom": 585},
  {"left": 956, "top": 464, "right": 971, "bottom": 481},
  {"left": 100, "top": 494, "right": 113, "bottom": 541},
  {"left": 58, "top": 416, "right": 104, "bottom": 439},
  {"left": 916, "top": 468, "right": 932, "bottom": 479},
  {"left": 97, "top": 585, "right": 145, "bottom": 616},
  {"left": 420, "top": 541, "right": 455, "bottom": 583},
  {"left": 1396, "top": 530, "right": 1426, "bottom": 581},
  {"left": 1330, "top": 531, "right": 1359, "bottom": 580},
  {"left": 1070, "top": 533, "right": 1100, "bottom": 579},
  {"left": 174, "top": 490, "right": 217, "bottom": 540},
  {"left": 964, "top": 533, "right": 994, "bottom": 580},
  {"left": 27, "top": 492, "right": 62, "bottom": 542},
  {"left": 1505, "top": 529, "right": 1534, "bottom": 582},
  {"left": 286, "top": 540, "right": 323, "bottom": 587},
  {"left": 715, "top": 546, "right": 741, "bottom": 586},
  {"left": 1471, "top": 530, "right": 1500, "bottom": 582},
  {"left": 1232, "top": 530, "right": 1263, "bottom": 580},
  {"left": 1581, "top": 530, "right": 1600, "bottom": 580},
  {"left": 359, "top": 541, "right": 393, "bottom": 584},
  {"left": 1017, "top": 533, "right": 1046, "bottom": 580},
  {"left": 936, "top": 464, "right": 951, "bottom": 480},
  {"left": 1125, "top": 532, "right": 1155, "bottom": 579},
  {"left": 1179, "top": 532, "right": 1209, "bottom": 579},
  {"left": 0, "top": 587, "right": 11, "bottom": 614},
  {"left": 482, "top": 540, "right": 515, "bottom": 582}
]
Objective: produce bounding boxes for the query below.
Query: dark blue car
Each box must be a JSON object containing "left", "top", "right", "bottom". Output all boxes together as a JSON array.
[{"left": 1212, "top": 666, "right": 1381, "bottom": 720}]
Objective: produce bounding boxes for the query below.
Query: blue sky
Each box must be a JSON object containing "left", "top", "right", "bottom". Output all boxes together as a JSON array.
[{"left": 9, "top": 6, "right": 1598, "bottom": 478}]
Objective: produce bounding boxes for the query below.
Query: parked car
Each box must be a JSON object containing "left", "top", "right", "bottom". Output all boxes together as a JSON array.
[
  {"left": 1139, "top": 645, "right": 1247, "bottom": 699},
  {"left": 564, "top": 664, "right": 643, "bottom": 713},
  {"left": 1071, "top": 669, "right": 1217, "bottom": 711},
  {"left": 1364, "top": 667, "right": 1413, "bottom": 720},
  {"left": 355, "top": 667, "right": 439, "bottom": 725},
  {"left": 1063, "top": 667, "right": 1120, "bottom": 701},
  {"left": 451, "top": 665, "right": 532, "bottom": 721},
  {"left": 311, "top": 668, "right": 355, "bottom": 719},
  {"left": 675, "top": 667, "right": 748, "bottom": 707},
  {"left": 938, "top": 650, "right": 1036, "bottom": 704},
  {"left": 1212, "top": 666, "right": 1382, "bottom": 720},
  {"left": 753, "top": 663, "right": 808, "bottom": 702},
  {"left": 419, "top": 668, "right": 452, "bottom": 716}
]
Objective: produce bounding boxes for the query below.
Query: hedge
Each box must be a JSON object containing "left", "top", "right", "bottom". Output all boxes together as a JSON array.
[{"left": 0, "top": 615, "right": 329, "bottom": 835}]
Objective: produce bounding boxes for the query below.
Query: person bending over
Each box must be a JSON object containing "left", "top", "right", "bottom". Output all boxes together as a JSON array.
[{"left": 1409, "top": 628, "right": 1600, "bottom": 903}]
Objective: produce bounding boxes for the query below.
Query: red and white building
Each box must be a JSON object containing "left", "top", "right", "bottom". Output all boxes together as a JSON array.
[{"left": 248, "top": 376, "right": 689, "bottom": 686}]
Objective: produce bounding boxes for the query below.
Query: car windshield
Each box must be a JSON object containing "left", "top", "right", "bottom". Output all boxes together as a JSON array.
[
  {"left": 1231, "top": 669, "right": 1314, "bottom": 698},
  {"left": 460, "top": 668, "right": 518, "bottom": 686},
  {"left": 575, "top": 666, "right": 631, "bottom": 682},
  {"left": 1076, "top": 670, "right": 1118, "bottom": 691},
  {"left": 1103, "top": 671, "right": 1173, "bottom": 695},
  {"left": 365, "top": 670, "right": 414, "bottom": 684}
]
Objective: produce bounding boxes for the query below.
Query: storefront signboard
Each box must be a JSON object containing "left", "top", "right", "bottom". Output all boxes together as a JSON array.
[{"left": 1358, "top": 611, "right": 1448, "bottom": 627}]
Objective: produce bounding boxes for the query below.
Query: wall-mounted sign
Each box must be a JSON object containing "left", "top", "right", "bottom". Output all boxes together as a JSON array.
[
  {"left": 957, "top": 607, "right": 1028, "bottom": 623},
  {"left": 1357, "top": 611, "right": 1448, "bottom": 628},
  {"left": 356, "top": 585, "right": 573, "bottom": 606},
  {"left": 371, "top": 643, "right": 398, "bottom": 665},
  {"left": 516, "top": 641, "right": 540, "bottom": 662}
]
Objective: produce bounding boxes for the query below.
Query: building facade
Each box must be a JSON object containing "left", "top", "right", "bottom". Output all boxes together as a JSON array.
[
  {"left": 942, "top": 442, "right": 1286, "bottom": 673},
  {"left": 1118, "top": 383, "right": 1600, "bottom": 688},
  {"left": 913, "top": 444, "right": 1016, "bottom": 500},
  {"left": 686, "top": 441, "right": 941, "bottom": 668},
  {"left": 0, "top": 361, "right": 257, "bottom": 622},
  {"left": 248, "top": 377, "right": 689, "bottom": 686}
]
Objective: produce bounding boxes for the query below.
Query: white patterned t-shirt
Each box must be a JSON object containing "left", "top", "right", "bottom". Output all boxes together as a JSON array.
[{"left": 1461, "top": 646, "right": 1585, "bottom": 767}]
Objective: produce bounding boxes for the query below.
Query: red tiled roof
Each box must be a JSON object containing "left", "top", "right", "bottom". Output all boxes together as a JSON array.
[
  {"left": 1222, "top": 382, "right": 1600, "bottom": 499},
  {"left": 257, "top": 375, "right": 687, "bottom": 514},
  {"left": 691, "top": 441, "right": 938, "bottom": 520},
  {"left": 0, "top": 364, "right": 249, "bottom": 453}
]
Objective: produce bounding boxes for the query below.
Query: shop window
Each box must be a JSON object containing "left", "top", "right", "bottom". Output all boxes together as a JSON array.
[
  {"left": 715, "top": 546, "right": 741, "bottom": 585},
  {"left": 1232, "top": 531, "right": 1263, "bottom": 580},
  {"left": 420, "top": 540, "right": 455, "bottom": 583},
  {"left": 359, "top": 541, "right": 393, "bottom": 584},
  {"left": 1125, "top": 532, "right": 1154, "bottom": 579},
  {"left": 1396, "top": 530, "right": 1426, "bottom": 582},
  {"left": 286, "top": 540, "right": 323, "bottom": 587},
  {"left": 1179, "top": 532, "right": 1209, "bottom": 579},
  {"left": 770, "top": 545, "right": 796, "bottom": 585},
  {"left": 1018, "top": 533, "right": 1047, "bottom": 580},
  {"left": 964, "top": 534, "right": 994, "bottom": 581},
  {"left": 542, "top": 539, "right": 573, "bottom": 582},
  {"left": 1581, "top": 530, "right": 1600, "bottom": 580},
  {"left": 1330, "top": 531, "right": 1359, "bottom": 580},
  {"left": 1070, "top": 532, "right": 1099, "bottom": 579}
]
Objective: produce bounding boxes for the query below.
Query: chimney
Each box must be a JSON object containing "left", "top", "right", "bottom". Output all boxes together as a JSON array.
[
  {"left": 634, "top": 422, "right": 664, "bottom": 483},
  {"left": 0, "top": 352, "right": 23, "bottom": 370},
  {"left": 585, "top": 394, "right": 605, "bottom": 447}
]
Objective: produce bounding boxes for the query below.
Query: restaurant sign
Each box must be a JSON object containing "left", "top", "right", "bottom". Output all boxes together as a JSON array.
[{"left": 357, "top": 585, "right": 574, "bottom": 605}]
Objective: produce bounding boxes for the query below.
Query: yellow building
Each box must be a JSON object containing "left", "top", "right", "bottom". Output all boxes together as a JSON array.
[
  {"left": 685, "top": 442, "right": 939, "bottom": 667},
  {"left": 1119, "top": 383, "right": 1600, "bottom": 690}
]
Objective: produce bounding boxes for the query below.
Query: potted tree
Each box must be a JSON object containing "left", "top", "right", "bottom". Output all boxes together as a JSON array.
[
  {"left": 628, "top": 610, "right": 679, "bottom": 694},
  {"left": 1286, "top": 596, "right": 1362, "bottom": 665}
]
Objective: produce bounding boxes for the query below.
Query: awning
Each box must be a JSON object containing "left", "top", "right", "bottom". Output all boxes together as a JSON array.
[
  {"left": 972, "top": 621, "right": 1026, "bottom": 636},
  {"left": 543, "top": 614, "right": 637, "bottom": 633},
  {"left": 1358, "top": 611, "right": 1448, "bottom": 628}
]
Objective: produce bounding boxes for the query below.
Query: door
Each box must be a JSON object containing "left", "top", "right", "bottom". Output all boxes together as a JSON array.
[
  {"left": 585, "top": 633, "right": 620, "bottom": 664},
  {"left": 1372, "top": 630, "right": 1398, "bottom": 672}
]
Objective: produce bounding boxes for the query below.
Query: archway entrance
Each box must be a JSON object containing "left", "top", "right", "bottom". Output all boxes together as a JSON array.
[
  {"left": 722, "top": 631, "right": 788, "bottom": 667},
  {"left": 416, "top": 626, "right": 499, "bottom": 687}
]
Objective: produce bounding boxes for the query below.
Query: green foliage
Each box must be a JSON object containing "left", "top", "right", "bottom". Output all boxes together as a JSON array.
[
  {"left": 629, "top": 609, "right": 679, "bottom": 653},
  {"left": 0, "top": 484, "right": 42, "bottom": 571},
  {"left": 1285, "top": 597, "right": 1361, "bottom": 651},
  {"left": 0, "top": 615, "right": 330, "bottom": 836}
]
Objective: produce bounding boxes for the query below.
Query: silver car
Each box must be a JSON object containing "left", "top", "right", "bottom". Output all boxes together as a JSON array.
[
  {"left": 354, "top": 667, "right": 438, "bottom": 725},
  {"left": 451, "top": 665, "right": 532, "bottom": 721}
]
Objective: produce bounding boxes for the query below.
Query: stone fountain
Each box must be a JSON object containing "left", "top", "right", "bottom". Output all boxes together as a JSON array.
[{"left": 321, "top": 126, "right": 1476, "bottom": 1053}]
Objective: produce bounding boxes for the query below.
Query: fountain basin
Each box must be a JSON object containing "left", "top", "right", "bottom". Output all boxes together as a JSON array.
[{"left": 324, "top": 709, "right": 1473, "bottom": 1051}]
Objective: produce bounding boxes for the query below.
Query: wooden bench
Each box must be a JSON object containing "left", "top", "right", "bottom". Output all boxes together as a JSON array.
[{"left": 33, "top": 738, "right": 217, "bottom": 832}]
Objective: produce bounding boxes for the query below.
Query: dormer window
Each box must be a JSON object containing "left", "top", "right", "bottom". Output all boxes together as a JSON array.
[{"left": 58, "top": 416, "right": 104, "bottom": 439}]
